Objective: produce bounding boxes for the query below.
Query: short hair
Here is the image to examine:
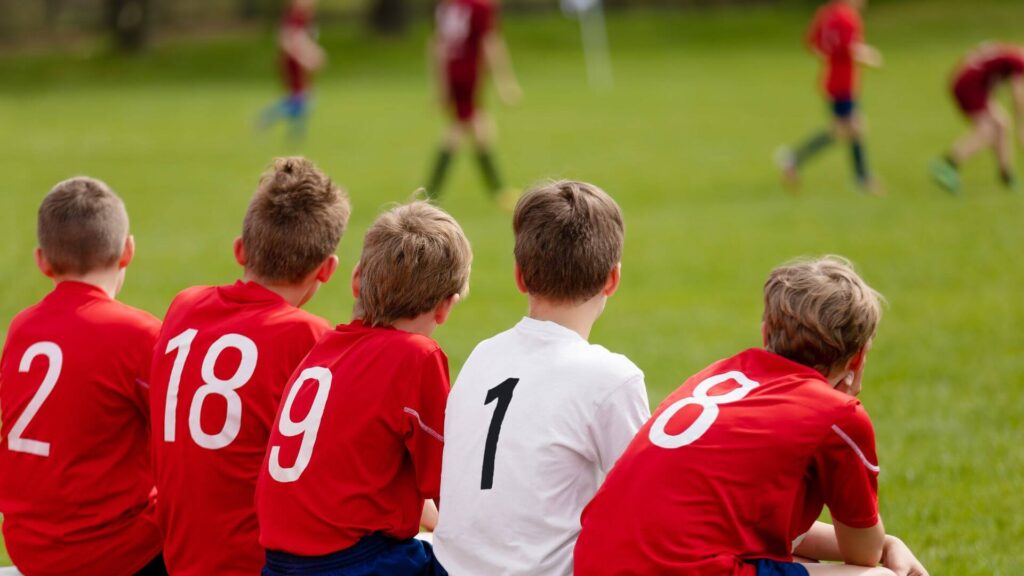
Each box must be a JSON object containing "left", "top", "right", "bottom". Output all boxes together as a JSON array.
[
  {"left": 353, "top": 201, "right": 472, "bottom": 327},
  {"left": 38, "top": 177, "right": 129, "bottom": 275},
  {"left": 242, "top": 157, "right": 351, "bottom": 283},
  {"left": 513, "top": 180, "right": 624, "bottom": 302},
  {"left": 763, "top": 256, "right": 883, "bottom": 373}
]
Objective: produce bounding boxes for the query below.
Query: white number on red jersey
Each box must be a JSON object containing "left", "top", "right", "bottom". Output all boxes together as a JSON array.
[
  {"left": 649, "top": 371, "right": 759, "bottom": 449},
  {"left": 163, "top": 329, "right": 259, "bottom": 450},
  {"left": 6, "top": 342, "right": 63, "bottom": 457},
  {"left": 268, "top": 366, "right": 332, "bottom": 483}
]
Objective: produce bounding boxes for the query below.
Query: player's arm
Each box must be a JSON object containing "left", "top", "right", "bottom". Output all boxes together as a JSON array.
[
  {"left": 280, "top": 25, "right": 326, "bottom": 71},
  {"left": 795, "top": 519, "right": 884, "bottom": 565},
  {"left": 592, "top": 374, "right": 650, "bottom": 474},
  {"left": 420, "top": 499, "right": 439, "bottom": 532},
  {"left": 483, "top": 31, "right": 522, "bottom": 106},
  {"left": 853, "top": 43, "right": 883, "bottom": 68}
]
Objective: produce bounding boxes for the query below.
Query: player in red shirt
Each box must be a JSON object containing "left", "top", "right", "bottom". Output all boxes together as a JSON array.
[
  {"left": 425, "top": 0, "right": 523, "bottom": 208},
  {"left": 575, "top": 256, "right": 929, "bottom": 576},
  {"left": 256, "top": 201, "right": 472, "bottom": 575},
  {"left": 0, "top": 178, "right": 166, "bottom": 576},
  {"left": 148, "top": 158, "right": 350, "bottom": 575},
  {"left": 776, "top": 0, "right": 883, "bottom": 194},
  {"left": 931, "top": 43, "right": 1024, "bottom": 194},
  {"left": 257, "top": 0, "right": 326, "bottom": 142}
]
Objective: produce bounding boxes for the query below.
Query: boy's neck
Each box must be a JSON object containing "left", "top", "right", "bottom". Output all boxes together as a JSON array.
[
  {"left": 526, "top": 294, "right": 605, "bottom": 341},
  {"left": 391, "top": 314, "right": 438, "bottom": 337},
  {"left": 242, "top": 272, "right": 310, "bottom": 308},
  {"left": 53, "top": 268, "right": 123, "bottom": 299}
]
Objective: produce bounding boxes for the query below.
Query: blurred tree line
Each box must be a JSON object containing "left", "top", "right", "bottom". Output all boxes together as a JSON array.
[{"left": 0, "top": 0, "right": 789, "bottom": 50}]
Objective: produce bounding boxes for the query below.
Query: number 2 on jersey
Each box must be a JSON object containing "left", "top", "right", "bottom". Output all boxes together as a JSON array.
[
  {"left": 481, "top": 377, "right": 519, "bottom": 490},
  {"left": 6, "top": 342, "right": 63, "bottom": 457}
]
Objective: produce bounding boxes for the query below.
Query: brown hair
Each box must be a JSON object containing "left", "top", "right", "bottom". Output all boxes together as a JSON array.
[
  {"left": 353, "top": 201, "right": 472, "bottom": 327},
  {"left": 38, "top": 177, "right": 129, "bottom": 275},
  {"left": 763, "top": 256, "right": 883, "bottom": 373},
  {"left": 243, "top": 157, "right": 351, "bottom": 283},
  {"left": 513, "top": 180, "right": 624, "bottom": 302}
]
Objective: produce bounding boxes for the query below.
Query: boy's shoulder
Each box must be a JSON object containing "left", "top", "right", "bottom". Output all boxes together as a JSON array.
[{"left": 166, "top": 283, "right": 330, "bottom": 336}]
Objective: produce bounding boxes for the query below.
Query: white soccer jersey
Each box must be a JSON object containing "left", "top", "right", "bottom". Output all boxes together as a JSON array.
[{"left": 433, "top": 317, "right": 650, "bottom": 576}]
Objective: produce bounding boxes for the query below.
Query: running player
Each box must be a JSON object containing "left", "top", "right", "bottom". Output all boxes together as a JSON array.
[
  {"left": 426, "top": 0, "right": 522, "bottom": 208},
  {"left": 777, "top": 0, "right": 883, "bottom": 193},
  {"left": 0, "top": 178, "right": 166, "bottom": 576},
  {"left": 574, "top": 256, "right": 929, "bottom": 576},
  {"left": 433, "top": 181, "right": 650, "bottom": 575},
  {"left": 931, "top": 43, "right": 1024, "bottom": 193},
  {"left": 148, "top": 158, "right": 349, "bottom": 575},
  {"left": 257, "top": 0, "right": 326, "bottom": 143},
  {"left": 256, "top": 202, "right": 471, "bottom": 576}
]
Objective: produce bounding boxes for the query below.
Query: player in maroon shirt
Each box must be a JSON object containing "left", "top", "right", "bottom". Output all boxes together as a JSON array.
[
  {"left": 256, "top": 201, "right": 471, "bottom": 576},
  {"left": 931, "top": 43, "right": 1024, "bottom": 194},
  {"left": 575, "top": 257, "right": 929, "bottom": 576},
  {"left": 0, "top": 178, "right": 166, "bottom": 575},
  {"left": 257, "top": 0, "right": 326, "bottom": 143},
  {"left": 425, "top": 0, "right": 522, "bottom": 208},
  {"left": 776, "top": 0, "right": 883, "bottom": 194},
  {"left": 148, "top": 158, "right": 350, "bottom": 576}
]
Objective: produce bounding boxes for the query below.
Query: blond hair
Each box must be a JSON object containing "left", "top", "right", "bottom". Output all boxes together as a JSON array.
[
  {"left": 763, "top": 256, "right": 883, "bottom": 373},
  {"left": 38, "top": 177, "right": 129, "bottom": 275},
  {"left": 353, "top": 202, "right": 472, "bottom": 327},
  {"left": 513, "top": 180, "right": 624, "bottom": 302},
  {"left": 242, "top": 157, "right": 351, "bottom": 283}
]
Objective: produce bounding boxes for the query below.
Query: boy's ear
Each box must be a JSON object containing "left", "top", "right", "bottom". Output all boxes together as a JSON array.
[
  {"left": 316, "top": 255, "right": 339, "bottom": 283},
  {"left": 433, "top": 293, "right": 461, "bottom": 326},
  {"left": 514, "top": 263, "right": 528, "bottom": 294},
  {"left": 601, "top": 263, "right": 622, "bottom": 297},
  {"left": 118, "top": 235, "right": 135, "bottom": 270},
  {"left": 233, "top": 237, "right": 247, "bottom": 267},
  {"left": 34, "top": 248, "right": 56, "bottom": 279},
  {"left": 847, "top": 341, "right": 871, "bottom": 373},
  {"left": 350, "top": 264, "right": 362, "bottom": 299}
]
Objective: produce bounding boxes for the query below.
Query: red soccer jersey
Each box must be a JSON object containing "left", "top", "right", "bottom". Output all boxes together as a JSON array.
[
  {"left": 952, "top": 46, "right": 1024, "bottom": 113},
  {"left": 437, "top": 0, "right": 496, "bottom": 86},
  {"left": 281, "top": 5, "right": 314, "bottom": 94},
  {"left": 807, "top": 2, "right": 863, "bottom": 99},
  {"left": 0, "top": 281, "right": 162, "bottom": 576},
  {"left": 149, "top": 281, "right": 330, "bottom": 576},
  {"left": 575, "top": 349, "right": 880, "bottom": 576},
  {"left": 256, "top": 321, "right": 450, "bottom": 556}
]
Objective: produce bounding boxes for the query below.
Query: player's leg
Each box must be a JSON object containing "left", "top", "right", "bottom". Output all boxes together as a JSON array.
[
  {"left": 933, "top": 109, "right": 999, "bottom": 193},
  {"left": 426, "top": 122, "right": 464, "bottom": 200},
  {"left": 469, "top": 112, "right": 503, "bottom": 193},
  {"left": 283, "top": 92, "right": 310, "bottom": 144},
  {"left": 988, "top": 103, "right": 1017, "bottom": 189},
  {"left": 833, "top": 101, "right": 878, "bottom": 193},
  {"left": 775, "top": 99, "right": 847, "bottom": 187}
]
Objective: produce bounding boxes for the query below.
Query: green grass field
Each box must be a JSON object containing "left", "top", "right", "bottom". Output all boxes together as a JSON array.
[{"left": 1, "top": 0, "right": 1023, "bottom": 572}]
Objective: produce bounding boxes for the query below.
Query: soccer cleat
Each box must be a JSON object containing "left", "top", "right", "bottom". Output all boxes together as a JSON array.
[
  {"left": 856, "top": 177, "right": 886, "bottom": 197},
  {"left": 495, "top": 187, "right": 522, "bottom": 212},
  {"left": 930, "top": 158, "right": 961, "bottom": 194},
  {"left": 774, "top": 147, "right": 800, "bottom": 190}
]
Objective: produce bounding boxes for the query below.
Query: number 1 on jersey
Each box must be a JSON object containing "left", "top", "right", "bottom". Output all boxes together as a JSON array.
[{"left": 481, "top": 377, "right": 519, "bottom": 490}]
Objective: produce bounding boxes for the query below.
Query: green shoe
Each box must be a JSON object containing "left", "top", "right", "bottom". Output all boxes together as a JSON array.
[{"left": 930, "top": 158, "right": 961, "bottom": 194}]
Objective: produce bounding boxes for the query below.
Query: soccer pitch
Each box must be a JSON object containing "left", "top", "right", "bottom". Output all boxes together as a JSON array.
[{"left": 1, "top": 0, "right": 1022, "bottom": 572}]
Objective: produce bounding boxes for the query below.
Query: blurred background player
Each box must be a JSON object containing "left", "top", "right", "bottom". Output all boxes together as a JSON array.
[
  {"left": 257, "top": 0, "right": 326, "bottom": 143},
  {"left": 0, "top": 178, "right": 166, "bottom": 576},
  {"left": 776, "top": 0, "right": 883, "bottom": 194},
  {"left": 148, "top": 158, "right": 349, "bottom": 575},
  {"left": 426, "top": 0, "right": 523, "bottom": 208},
  {"left": 931, "top": 43, "right": 1024, "bottom": 194},
  {"left": 575, "top": 256, "right": 929, "bottom": 576}
]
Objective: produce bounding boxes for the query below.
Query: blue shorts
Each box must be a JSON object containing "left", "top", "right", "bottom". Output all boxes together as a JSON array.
[
  {"left": 262, "top": 534, "right": 448, "bottom": 576},
  {"left": 749, "top": 558, "right": 811, "bottom": 576},
  {"left": 831, "top": 98, "right": 857, "bottom": 119}
]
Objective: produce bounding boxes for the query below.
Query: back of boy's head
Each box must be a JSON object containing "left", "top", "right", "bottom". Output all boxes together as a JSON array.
[
  {"left": 353, "top": 201, "right": 472, "bottom": 327},
  {"left": 513, "top": 180, "right": 624, "bottom": 303},
  {"left": 763, "top": 256, "right": 882, "bottom": 374},
  {"left": 38, "top": 177, "right": 129, "bottom": 276},
  {"left": 243, "top": 157, "right": 350, "bottom": 284}
]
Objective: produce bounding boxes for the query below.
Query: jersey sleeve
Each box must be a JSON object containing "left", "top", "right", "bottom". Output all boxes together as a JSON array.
[
  {"left": 814, "top": 401, "right": 880, "bottom": 529},
  {"left": 590, "top": 374, "right": 650, "bottom": 475},
  {"left": 401, "top": 348, "right": 450, "bottom": 500},
  {"left": 475, "top": 1, "right": 497, "bottom": 39}
]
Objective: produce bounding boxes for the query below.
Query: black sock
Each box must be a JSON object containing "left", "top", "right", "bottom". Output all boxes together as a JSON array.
[
  {"left": 793, "top": 130, "right": 834, "bottom": 166},
  {"left": 426, "top": 149, "right": 454, "bottom": 199},
  {"left": 999, "top": 167, "right": 1015, "bottom": 187},
  {"left": 851, "top": 138, "right": 869, "bottom": 183},
  {"left": 476, "top": 148, "right": 503, "bottom": 194},
  {"left": 945, "top": 154, "right": 959, "bottom": 170}
]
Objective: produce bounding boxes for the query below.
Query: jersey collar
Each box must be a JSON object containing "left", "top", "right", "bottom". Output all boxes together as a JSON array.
[
  {"left": 219, "top": 280, "right": 288, "bottom": 305},
  {"left": 52, "top": 280, "right": 112, "bottom": 301},
  {"left": 514, "top": 316, "right": 586, "bottom": 342}
]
